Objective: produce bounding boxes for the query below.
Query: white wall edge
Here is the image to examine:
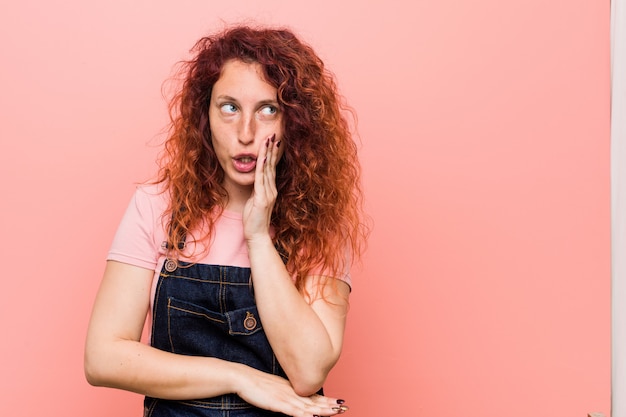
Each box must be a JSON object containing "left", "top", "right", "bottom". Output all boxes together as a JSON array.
[{"left": 612, "top": 0, "right": 626, "bottom": 415}]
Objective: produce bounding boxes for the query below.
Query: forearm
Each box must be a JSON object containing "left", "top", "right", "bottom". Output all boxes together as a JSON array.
[
  {"left": 85, "top": 261, "right": 246, "bottom": 400},
  {"left": 85, "top": 325, "right": 346, "bottom": 417},
  {"left": 247, "top": 235, "right": 346, "bottom": 395},
  {"left": 84, "top": 337, "right": 246, "bottom": 400},
  {"left": 242, "top": 137, "right": 349, "bottom": 396}
]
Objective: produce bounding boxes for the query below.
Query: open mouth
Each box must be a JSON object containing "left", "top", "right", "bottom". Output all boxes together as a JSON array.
[{"left": 233, "top": 155, "right": 257, "bottom": 173}]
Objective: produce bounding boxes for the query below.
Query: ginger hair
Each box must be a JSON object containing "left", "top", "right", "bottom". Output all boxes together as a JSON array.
[{"left": 156, "top": 25, "right": 367, "bottom": 289}]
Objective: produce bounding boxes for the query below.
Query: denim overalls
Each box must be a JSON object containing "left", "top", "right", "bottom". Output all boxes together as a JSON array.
[{"left": 143, "top": 259, "right": 287, "bottom": 417}]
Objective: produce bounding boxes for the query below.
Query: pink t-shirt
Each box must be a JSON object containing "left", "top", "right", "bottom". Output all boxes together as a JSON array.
[{"left": 107, "top": 184, "right": 351, "bottom": 298}]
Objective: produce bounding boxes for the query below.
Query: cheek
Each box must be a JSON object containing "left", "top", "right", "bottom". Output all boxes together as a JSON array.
[
  {"left": 275, "top": 145, "right": 287, "bottom": 166},
  {"left": 209, "top": 123, "right": 227, "bottom": 147},
  {"left": 209, "top": 132, "right": 228, "bottom": 160}
]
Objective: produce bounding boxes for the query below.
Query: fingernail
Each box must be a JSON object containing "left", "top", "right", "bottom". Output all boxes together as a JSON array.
[
  {"left": 332, "top": 405, "right": 349, "bottom": 413},
  {"left": 276, "top": 140, "right": 281, "bottom": 148},
  {"left": 271, "top": 133, "right": 276, "bottom": 142},
  {"left": 266, "top": 139, "right": 270, "bottom": 147},
  {"left": 337, "top": 399, "right": 345, "bottom": 404}
]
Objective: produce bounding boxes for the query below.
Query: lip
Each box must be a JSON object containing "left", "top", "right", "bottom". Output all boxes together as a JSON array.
[{"left": 232, "top": 153, "right": 257, "bottom": 173}]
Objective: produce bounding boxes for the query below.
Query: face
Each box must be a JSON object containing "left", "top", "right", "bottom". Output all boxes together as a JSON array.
[{"left": 209, "top": 59, "right": 285, "bottom": 196}]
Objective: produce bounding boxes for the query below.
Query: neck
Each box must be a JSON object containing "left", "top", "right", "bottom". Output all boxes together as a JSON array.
[{"left": 223, "top": 186, "right": 252, "bottom": 213}]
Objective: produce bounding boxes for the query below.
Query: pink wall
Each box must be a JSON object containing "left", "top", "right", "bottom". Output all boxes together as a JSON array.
[{"left": 0, "top": 1, "right": 610, "bottom": 416}]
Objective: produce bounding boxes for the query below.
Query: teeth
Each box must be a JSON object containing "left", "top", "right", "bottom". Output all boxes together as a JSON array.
[{"left": 238, "top": 157, "right": 253, "bottom": 163}]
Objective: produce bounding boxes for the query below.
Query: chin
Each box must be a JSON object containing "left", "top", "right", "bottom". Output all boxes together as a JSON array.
[{"left": 228, "top": 173, "right": 255, "bottom": 188}]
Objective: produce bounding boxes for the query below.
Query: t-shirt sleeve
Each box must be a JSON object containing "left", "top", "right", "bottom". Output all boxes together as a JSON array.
[
  {"left": 311, "top": 265, "right": 352, "bottom": 290},
  {"left": 107, "top": 186, "right": 165, "bottom": 271}
]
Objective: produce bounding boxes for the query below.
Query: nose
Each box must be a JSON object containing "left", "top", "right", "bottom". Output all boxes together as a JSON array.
[{"left": 238, "top": 114, "right": 256, "bottom": 146}]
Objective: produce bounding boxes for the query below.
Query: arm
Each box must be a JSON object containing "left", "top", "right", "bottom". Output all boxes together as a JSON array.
[
  {"left": 247, "top": 238, "right": 350, "bottom": 396},
  {"left": 84, "top": 260, "right": 243, "bottom": 399},
  {"left": 244, "top": 137, "right": 350, "bottom": 396},
  {"left": 84, "top": 261, "right": 344, "bottom": 416}
]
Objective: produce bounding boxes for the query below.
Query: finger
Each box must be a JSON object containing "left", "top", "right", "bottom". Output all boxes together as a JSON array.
[
  {"left": 302, "top": 404, "right": 349, "bottom": 417},
  {"left": 262, "top": 136, "right": 272, "bottom": 191},
  {"left": 268, "top": 137, "right": 281, "bottom": 178},
  {"left": 264, "top": 134, "right": 277, "bottom": 176},
  {"left": 263, "top": 134, "right": 278, "bottom": 194},
  {"left": 315, "top": 404, "right": 349, "bottom": 417},
  {"left": 253, "top": 135, "right": 272, "bottom": 196},
  {"left": 270, "top": 391, "right": 349, "bottom": 417},
  {"left": 308, "top": 396, "right": 350, "bottom": 416},
  {"left": 266, "top": 133, "right": 276, "bottom": 167}
]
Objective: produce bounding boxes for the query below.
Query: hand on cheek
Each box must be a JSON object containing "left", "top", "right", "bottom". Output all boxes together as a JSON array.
[
  {"left": 262, "top": 133, "right": 282, "bottom": 189},
  {"left": 243, "top": 133, "right": 281, "bottom": 241}
]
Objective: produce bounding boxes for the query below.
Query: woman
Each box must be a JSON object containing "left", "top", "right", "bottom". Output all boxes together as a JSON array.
[{"left": 85, "top": 25, "right": 367, "bottom": 417}]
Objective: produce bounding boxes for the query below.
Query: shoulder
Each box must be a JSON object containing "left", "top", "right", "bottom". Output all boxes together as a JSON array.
[
  {"left": 106, "top": 183, "right": 170, "bottom": 269},
  {"left": 130, "top": 183, "right": 170, "bottom": 222},
  {"left": 134, "top": 183, "right": 169, "bottom": 206}
]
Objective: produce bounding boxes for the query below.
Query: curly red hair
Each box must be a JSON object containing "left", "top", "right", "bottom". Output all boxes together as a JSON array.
[{"left": 157, "top": 25, "right": 367, "bottom": 290}]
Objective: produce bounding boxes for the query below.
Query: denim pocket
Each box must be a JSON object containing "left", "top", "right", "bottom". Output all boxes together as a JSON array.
[
  {"left": 164, "top": 297, "right": 277, "bottom": 375},
  {"left": 167, "top": 297, "right": 226, "bottom": 325},
  {"left": 225, "top": 306, "right": 263, "bottom": 336},
  {"left": 165, "top": 297, "right": 227, "bottom": 354}
]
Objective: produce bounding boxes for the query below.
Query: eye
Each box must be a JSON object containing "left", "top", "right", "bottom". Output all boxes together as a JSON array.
[
  {"left": 259, "top": 105, "right": 278, "bottom": 116},
  {"left": 220, "top": 103, "right": 237, "bottom": 114}
]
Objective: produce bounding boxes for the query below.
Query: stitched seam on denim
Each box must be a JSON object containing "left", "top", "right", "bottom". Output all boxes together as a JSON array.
[
  {"left": 178, "top": 400, "right": 251, "bottom": 410},
  {"left": 225, "top": 311, "right": 262, "bottom": 336},
  {"left": 144, "top": 398, "right": 158, "bottom": 416},
  {"left": 166, "top": 298, "right": 176, "bottom": 353},
  {"left": 168, "top": 305, "right": 226, "bottom": 324},
  {"left": 219, "top": 267, "right": 227, "bottom": 314},
  {"left": 228, "top": 326, "right": 262, "bottom": 336},
  {"left": 161, "top": 272, "right": 251, "bottom": 286},
  {"left": 151, "top": 274, "right": 166, "bottom": 346}
]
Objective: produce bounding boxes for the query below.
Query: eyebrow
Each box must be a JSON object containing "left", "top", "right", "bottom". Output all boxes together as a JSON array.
[{"left": 214, "top": 95, "right": 280, "bottom": 106}]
